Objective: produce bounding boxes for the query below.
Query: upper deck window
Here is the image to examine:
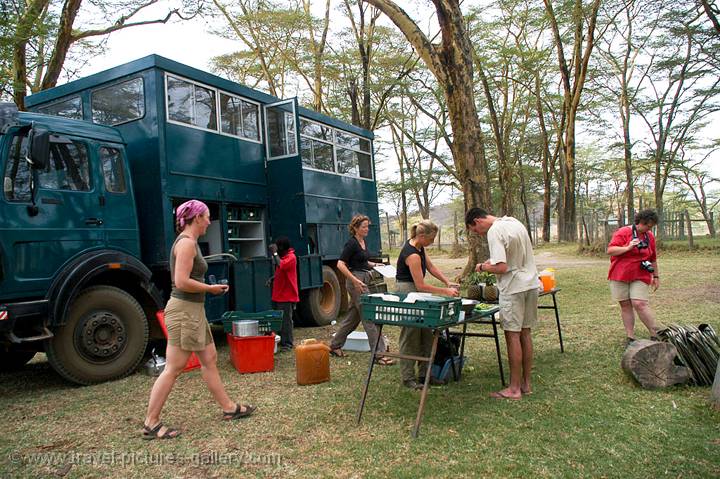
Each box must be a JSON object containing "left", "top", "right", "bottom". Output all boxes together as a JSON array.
[
  {"left": 219, "top": 93, "right": 260, "bottom": 141},
  {"left": 299, "top": 118, "right": 373, "bottom": 180},
  {"left": 91, "top": 78, "right": 145, "bottom": 125},
  {"left": 36, "top": 96, "right": 82, "bottom": 120},
  {"left": 165, "top": 74, "right": 261, "bottom": 143},
  {"left": 166, "top": 75, "right": 217, "bottom": 131}
]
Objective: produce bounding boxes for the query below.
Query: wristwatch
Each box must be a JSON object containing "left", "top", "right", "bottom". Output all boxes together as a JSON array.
[{"left": 479, "top": 263, "right": 484, "bottom": 272}]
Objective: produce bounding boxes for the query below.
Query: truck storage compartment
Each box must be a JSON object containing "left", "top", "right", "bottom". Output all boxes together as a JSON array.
[{"left": 230, "top": 257, "right": 273, "bottom": 313}]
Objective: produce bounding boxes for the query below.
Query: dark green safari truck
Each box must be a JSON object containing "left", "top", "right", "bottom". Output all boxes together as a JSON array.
[{"left": 0, "top": 55, "right": 381, "bottom": 385}]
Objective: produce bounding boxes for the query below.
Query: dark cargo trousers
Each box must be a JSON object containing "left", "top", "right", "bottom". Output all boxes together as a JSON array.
[
  {"left": 330, "top": 270, "right": 386, "bottom": 353},
  {"left": 395, "top": 281, "right": 434, "bottom": 382}
]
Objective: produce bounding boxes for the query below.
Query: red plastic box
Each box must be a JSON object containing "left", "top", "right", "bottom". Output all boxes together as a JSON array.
[
  {"left": 227, "top": 333, "right": 275, "bottom": 374},
  {"left": 155, "top": 311, "right": 202, "bottom": 372}
]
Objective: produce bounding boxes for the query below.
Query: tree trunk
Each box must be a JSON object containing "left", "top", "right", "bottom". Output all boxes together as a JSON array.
[
  {"left": 535, "top": 73, "right": 552, "bottom": 243},
  {"left": 621, "top": 339, "right": 691, "bottom": 389},
  {"left": 41, "top": 0, "right": 82, "bottom": 90},
  {"left": 712, "top": 359, "right": 720, "bottom": 409},
  {"left": 12, "top": 0, "right": 51, "bottom": 110},
  {"left": 685, "top": 210, "right": 694, "bottom": 250}
]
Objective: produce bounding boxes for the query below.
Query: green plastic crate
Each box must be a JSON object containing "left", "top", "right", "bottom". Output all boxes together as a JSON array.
[
  {"left": 360, "top": 293, "right": 461, "bottom": 328},
  {"left": 221, "top": 310, "right": 283, "bottom": 334}
]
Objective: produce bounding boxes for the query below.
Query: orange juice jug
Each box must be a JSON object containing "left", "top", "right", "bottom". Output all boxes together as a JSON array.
[
  {"left": 295, "top": 339, "right": 330, "bottom": 385},
  {"left": 539, "top": 269, "right": 556, "bottom": 292}
]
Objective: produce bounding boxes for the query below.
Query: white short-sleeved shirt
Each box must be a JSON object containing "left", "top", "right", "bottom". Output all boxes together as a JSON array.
[{"left": 487, "top": 216, "right": 539, "bottom": 295}]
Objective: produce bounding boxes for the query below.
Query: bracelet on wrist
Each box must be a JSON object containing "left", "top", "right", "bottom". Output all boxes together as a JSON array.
[{"left": 653, "top": 276, "right": 659, "bottom": 278}]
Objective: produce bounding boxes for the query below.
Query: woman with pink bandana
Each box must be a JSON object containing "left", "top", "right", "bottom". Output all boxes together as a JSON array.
[{"left": 142, "top": 200, "right": 255, "bottom": 440}]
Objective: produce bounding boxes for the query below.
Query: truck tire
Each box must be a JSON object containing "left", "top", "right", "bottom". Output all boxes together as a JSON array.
[
  {"left": 333, "top": 265, "right": 350, "bottom": 314},
  {"left": 0, "top": 350, "right": 36, "bottom": 371},
  {"left": 297, "top": 265, "right": 341, "bottom": 326},
  {"left": 46, "top": 285, "right": 148, "bottom": 385}
]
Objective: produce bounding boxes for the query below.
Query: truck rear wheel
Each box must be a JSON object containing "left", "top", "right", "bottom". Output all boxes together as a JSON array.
[
  {"left": 46, "top": 285, "right": 148, "bottom": 385},
  {"left": 298, "top": 265, "right": 340, "bottom": 326}
]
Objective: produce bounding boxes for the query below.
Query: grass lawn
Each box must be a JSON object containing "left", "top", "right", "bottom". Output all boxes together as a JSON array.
[{"left": 1, "top": 248, "right": 719, "bottom": 478}]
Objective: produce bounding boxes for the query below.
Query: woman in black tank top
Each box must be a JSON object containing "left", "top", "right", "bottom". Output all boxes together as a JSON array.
[
  {"left": 396, "top": 220, "right": 459, "bottom": 389},
  {"left": 143, "top": 200, "right": 255, "bottom": 440}
]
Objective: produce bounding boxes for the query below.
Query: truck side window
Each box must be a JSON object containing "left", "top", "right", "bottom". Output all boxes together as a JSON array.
[
  {"left": 3, "top": 134, "right": 31, "bottom": 202},
  {"left": 99, "top": 147, "right": 126, "bottom": 193},
  {"left": 91, "top": 78, "right": 145, "bottom": 126},
  {"left": 167, "top": 75, "right": 217, "bottom": 131},
  {"left": 37, "top": 139, "right": 91, "bottom": 191}
]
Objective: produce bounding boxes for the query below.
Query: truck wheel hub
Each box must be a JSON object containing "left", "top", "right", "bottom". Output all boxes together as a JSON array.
[
  {"left": 76, "top": 311, "right": 125, "bottom": 361},
  {"left": 319, "top": 282, "right": 335, "bottom": 313}
]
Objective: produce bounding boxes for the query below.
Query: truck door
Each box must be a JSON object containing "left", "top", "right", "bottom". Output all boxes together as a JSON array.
[
  {"left": 97, "top": 145, "right": 138, "bottom": 254},
  {"left": 0, "top": 129, "right": 103, "bottom": 298}
]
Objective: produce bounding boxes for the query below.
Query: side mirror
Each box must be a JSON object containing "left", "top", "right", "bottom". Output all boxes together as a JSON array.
[{"left": 28, "top": 128, "right": 49, "bottom": 170}]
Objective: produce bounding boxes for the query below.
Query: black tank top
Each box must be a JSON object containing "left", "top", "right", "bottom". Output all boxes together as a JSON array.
[{"left": 396, "top": 240, "right": 426, "bottom": 282}]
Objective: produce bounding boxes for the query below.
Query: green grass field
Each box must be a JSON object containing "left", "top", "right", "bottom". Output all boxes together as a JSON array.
[{"left": 1, "top": 248, "right": 718, "bottom": 478}]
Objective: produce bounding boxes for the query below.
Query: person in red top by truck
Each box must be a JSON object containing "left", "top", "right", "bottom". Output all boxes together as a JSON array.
[
  {"left": 270, "top": 237, "right": 299, "bottom": 350},
  {"left": 607, "top": 209, "right": 663, "bottom": 346}
]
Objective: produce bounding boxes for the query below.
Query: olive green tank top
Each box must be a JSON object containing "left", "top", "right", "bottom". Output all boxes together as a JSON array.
[{"left": 170, "top": 234, "right": 208, "bottom": 303}]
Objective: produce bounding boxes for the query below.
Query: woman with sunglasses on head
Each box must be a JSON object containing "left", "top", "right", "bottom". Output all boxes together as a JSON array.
[{"left": 396, "top": 220, "right": 459, "bottom": 390}]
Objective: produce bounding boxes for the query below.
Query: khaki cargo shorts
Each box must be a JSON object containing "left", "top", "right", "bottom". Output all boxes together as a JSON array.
[
  {"left": 609, "top": 280, "right": 649, "bottom": 302},
  {"left": 164, "top": 297, "right": 213, "bottom": 351},
  {"left": 498, "top": 289, "right": 538, "bottom": 332}
]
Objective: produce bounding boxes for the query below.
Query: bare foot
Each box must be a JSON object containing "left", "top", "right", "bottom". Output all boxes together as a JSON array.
[
  {"left": 521, "top": 384, "right": 532, "bottom": 395},
  {"left": 489, "top": 388, "right": 521, "bottom": 400}
]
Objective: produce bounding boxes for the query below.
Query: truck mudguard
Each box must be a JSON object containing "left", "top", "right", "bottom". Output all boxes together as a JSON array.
[{"left": 46, "top": 249, "right": 163, "bottom": 327}]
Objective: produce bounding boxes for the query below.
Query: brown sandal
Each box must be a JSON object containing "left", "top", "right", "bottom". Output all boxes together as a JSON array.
[
  {"left": 222, "top": 403, "right": 256, "bottom": 420},
  {"left": 142, "top": 422, "right": 180, "bottom": 440}
]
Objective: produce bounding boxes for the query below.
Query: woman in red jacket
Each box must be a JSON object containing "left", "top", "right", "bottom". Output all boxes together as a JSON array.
[
  {"left": 607, "top": 209, "right": 662, "bottom": 345},
  {"left": 271, "top": 236, "right": 299, "bottom": 350}
]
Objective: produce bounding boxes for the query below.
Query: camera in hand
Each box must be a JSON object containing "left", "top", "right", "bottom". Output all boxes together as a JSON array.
[
  {"left": 632, "top": 225, "right": 649, "bottom": 249},
  {"left": 640, "top": 260, "right": 654, "bottom": 273}
]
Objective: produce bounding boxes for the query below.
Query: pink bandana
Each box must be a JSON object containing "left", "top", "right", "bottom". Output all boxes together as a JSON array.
[{"left": 176, "top": 200, "right": 209, "bottom": 229}]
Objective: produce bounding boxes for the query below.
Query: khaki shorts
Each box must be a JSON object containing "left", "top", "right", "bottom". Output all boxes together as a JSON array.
[
  {"left": 164, "top": 297, "right": 213, "bottom": 351},
  {"left": 498, "top": 289, "right": 538, "bottom": 332},
  {"left": 609, "top": 280, "right": 649, "bottom": 302}
]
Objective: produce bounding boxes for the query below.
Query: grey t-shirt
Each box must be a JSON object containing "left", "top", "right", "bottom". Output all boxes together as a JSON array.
[{"left": 487, "top": 216, "right": 538, "bottom": 295}]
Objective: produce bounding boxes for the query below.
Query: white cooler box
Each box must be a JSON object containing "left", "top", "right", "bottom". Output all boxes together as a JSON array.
[{"left": 340, "top": 331, "right": 371, "bottom": 352}]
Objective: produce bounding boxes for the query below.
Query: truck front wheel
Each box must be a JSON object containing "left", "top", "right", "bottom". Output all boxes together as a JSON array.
[
  {"left": 46, "top": 286, "right": 149, "bottom": 385},
  {"left": 297, "top": 265, "right": 341, "bottom": 326}
]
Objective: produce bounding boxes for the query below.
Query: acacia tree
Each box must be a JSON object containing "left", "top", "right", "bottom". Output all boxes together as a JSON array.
[
  {"left": 671, "top": 146, "right": 719, "bottom": 237},
  {"left": 210, "top": 0, "right": 307, "bottom": 100},
  {"left": 9, "top": 0, "right": 195, "bottom": 110},
  {"left": 387, "top": 87, "right": 451, "bottom": 220},
  {"left": 634, "top": 5, "right": 720, "bottom": 236},
  {"left": 362, "top": 0, "right": 492, "bottom": 270},
  {"left": 592, "top": 0, "right": 661, "bottom": 224},
  {"left": 543, "top": 0, "right": 602, "bottom": 241},
  {"left": 699, "top": 0, "right": 720, "bottom": 34}
]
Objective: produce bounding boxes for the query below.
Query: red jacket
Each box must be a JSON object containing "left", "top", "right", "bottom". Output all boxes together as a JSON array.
[
  {"left": 272, "top": 248, "right": 299, "bottom": 302},
  {"left": 607, "top": 225, "right": 656, "bottom": 284}
]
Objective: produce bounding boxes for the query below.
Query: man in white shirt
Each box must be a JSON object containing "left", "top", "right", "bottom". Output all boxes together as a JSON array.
[{"left": 466, "top": 208, "right": 539, "bottom": 400}]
